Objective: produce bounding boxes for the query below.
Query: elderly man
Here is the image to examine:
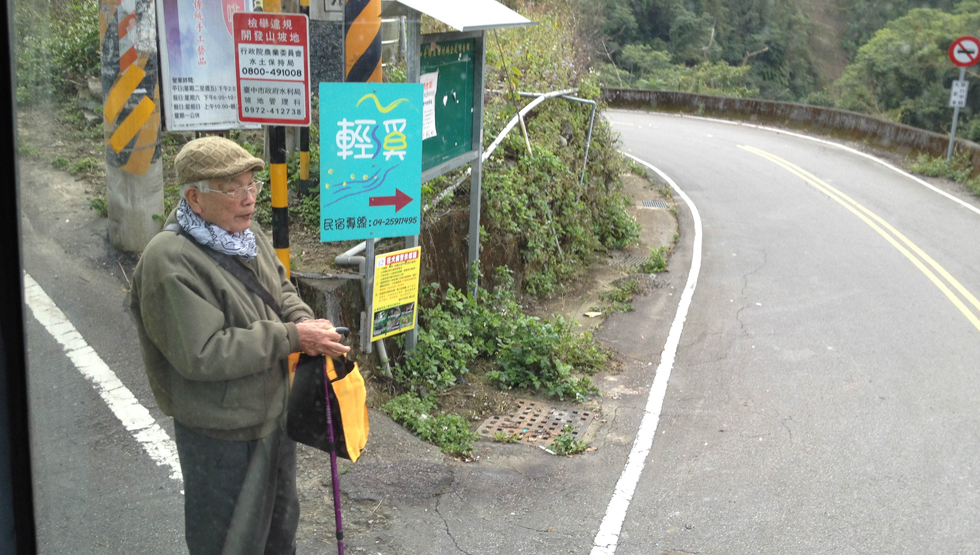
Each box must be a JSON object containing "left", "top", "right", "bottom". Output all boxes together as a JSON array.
[{"left": 130, "top": 136, "right": 348, "bottom": 555}]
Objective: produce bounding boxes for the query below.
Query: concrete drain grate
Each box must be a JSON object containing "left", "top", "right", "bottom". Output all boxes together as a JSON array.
[
  {"left": 639, "top": 200, "right": 669, "bottom": 209},
  {"left": 477, "top": 399, "right": 595, "bottom": 445}
]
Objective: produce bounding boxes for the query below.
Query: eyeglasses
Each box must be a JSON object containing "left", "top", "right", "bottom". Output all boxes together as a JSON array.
[{"left": 198, "top": 179, "right": 264, "bottom": 200}]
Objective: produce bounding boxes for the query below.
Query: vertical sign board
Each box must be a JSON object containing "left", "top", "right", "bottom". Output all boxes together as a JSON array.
[
  {"left": 232, "top": 13, "right": 311, "bottom": 126},
  {"left": 318, "top": 83, "right": 423, "bottom": 241},
  {"left": 950, "top": 79, "right": 970, "bottom": 108},
  {"left": 370, "top": 247, "right": 422, "bottom": 342},
  {"left": 157, "top": 0, "right": 258, "bottom": 130},
  {"left": 420, "top": 38, "right": 476, "bottom": 171}
]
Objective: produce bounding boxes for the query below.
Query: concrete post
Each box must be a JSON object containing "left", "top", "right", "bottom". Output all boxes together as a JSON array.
[{"left": 100, "top": 0, "right": 165, "bottom": 252}]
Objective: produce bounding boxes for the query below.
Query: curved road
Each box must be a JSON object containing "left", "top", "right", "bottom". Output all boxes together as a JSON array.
[
  {"left": 605, "top": 109, "right": 980, "bottom": 554},
  {"left": 20, "top": 110, "right": 980, "bottom": 555}
]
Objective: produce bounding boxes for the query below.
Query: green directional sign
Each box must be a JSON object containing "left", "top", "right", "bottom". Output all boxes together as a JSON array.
[{"left": 319, "top": 82, "right": 423, "bottom": 242}]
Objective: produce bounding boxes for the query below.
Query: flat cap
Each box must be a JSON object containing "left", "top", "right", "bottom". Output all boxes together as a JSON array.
[{"left": 174, "top": 136, "right": 265, "bottom": 185}]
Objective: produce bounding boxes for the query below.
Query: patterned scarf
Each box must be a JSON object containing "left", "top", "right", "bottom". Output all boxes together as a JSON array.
[{"left": 176, "top": 198, "right": 258, "bottom": 261}]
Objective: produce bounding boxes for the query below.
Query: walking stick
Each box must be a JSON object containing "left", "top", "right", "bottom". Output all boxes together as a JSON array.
[{"left": 322, "top": 360, "right": 346, "bottom": 555}]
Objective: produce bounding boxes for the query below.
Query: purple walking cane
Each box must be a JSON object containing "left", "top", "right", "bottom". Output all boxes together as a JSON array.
[{"left": 323, "top": 359, "right": 346, "bottom": 555}]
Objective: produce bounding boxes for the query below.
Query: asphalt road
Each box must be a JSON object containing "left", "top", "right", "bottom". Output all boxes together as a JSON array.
[
  {"left": 18, "top": 109, "right": 980, "bottom": 555},
  {"left": 608, "top": 110, "right": 980, "bottom": 554}
]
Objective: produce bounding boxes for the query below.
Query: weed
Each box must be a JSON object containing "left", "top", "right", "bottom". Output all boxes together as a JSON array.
[
  {"left": 69, "top": 157, "right": 100, "bottom": 175},
  {"left": 550, "top": 425, "right": 587, "bottom": 456},
  {"left": 628, "top": 161, "right": 649, "bottom": 179},
  {"left": 492, "top": 432, "right": 522, "bottom": 443},
  {"left": 640, "top": 246, "right": 670, "bottom": 273},
  {"left": 381, "top": 393, "right": 479, "bottom": 457},
  {"left": 89, "top": 196, "right": 107, "bottom": 217},
  {"left": 600, "top": 279, "right": 639, "bottom": 313},
  {"left": 18, "top": 140, "right": 39, "bottom": 157},
  {"left": 51, "top": 156, "right": 70, "bottom": 171},
  {"left": 908, "top": 153, "right": 975, "bottom": 184}
]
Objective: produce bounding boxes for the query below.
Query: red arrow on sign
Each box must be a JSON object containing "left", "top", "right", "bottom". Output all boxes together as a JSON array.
[{"left": 369, "top": 189, "right": 413, "bottom": 212}]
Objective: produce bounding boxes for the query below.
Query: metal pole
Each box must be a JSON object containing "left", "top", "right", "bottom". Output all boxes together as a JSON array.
[
  {"left": 362, "top": 239, "right": 375, "bottom": 353},
  {"left": 402, "top": 10, "right": 422, "bottom": 351},
  {"left": 299, "top": 0, "right": 312, "bottom": 197},
  {"left": 264, "top": 1, "right": 291, "bottom": 276},
  {"left": 467, "top": 33, "right": 487, "bottom": 296},
  {"left": 100, "top": 0, "right": 165, "bottom": 252},
  {"left": 949, "top": 67, "right": 967, "bottom": 160}
]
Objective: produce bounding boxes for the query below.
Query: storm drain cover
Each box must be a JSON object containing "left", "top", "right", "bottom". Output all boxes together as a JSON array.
[
  {"left": 639, "top": 200, "right": 669, "bottom": 209},
  {"left": 610, "top": 252, "right": 649, "bottom": 269},
  {"left": 477, "top": 399, "right": 595, "bottom": 445}
]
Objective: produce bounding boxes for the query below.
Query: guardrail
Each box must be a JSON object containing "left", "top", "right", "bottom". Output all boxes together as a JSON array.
[{"left": 601, "top": 88, "right": 980, "bottom": 172}]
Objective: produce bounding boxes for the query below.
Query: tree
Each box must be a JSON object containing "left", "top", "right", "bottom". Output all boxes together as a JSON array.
[{"left": 832, "top": 6, "right": 980, "bottom": 136}]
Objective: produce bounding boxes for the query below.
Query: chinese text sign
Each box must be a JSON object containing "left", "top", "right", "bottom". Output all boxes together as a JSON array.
[
  {"left": 158, "top": 0, "right": 257, "bottom": 130},
  {"left": 233, "top": 13, "right": 311, "bottom": 126},
  {"left": 319, "top": 83, "right": 423, "bottom": 242},
  {"left": 370, "top": 247, "right": 421, "bottom": 342}
]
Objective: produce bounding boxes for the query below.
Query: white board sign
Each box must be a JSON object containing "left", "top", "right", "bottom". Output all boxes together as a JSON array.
[{"left": 950, "top": 79, "right": 969, "bottom": 108}]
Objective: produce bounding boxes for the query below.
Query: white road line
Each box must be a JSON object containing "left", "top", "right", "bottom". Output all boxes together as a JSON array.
[
  {"left": 22, "top": 272, "right": 183, "bottom": 483},
  {"left": 591, "top": 155, "right": 703, "bottom": 555}
]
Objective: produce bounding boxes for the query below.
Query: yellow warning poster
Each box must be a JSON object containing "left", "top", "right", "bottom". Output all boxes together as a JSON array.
[{"left": 370, "top": 247, "right": 421, "bottom": 342}]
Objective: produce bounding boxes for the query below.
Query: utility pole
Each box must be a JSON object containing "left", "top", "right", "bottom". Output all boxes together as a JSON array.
[{"left": 100, "top": 0, "right": 164, "bottom": 252}]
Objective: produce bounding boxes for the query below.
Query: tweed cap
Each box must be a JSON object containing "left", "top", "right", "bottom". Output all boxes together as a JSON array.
[{"left": 174, "top": 136, "right": 265, "bottom": 185}]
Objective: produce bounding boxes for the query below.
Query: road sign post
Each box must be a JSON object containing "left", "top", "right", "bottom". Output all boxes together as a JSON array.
[{"left": 947, "top": 36, "right": 980, "bottom": 159}]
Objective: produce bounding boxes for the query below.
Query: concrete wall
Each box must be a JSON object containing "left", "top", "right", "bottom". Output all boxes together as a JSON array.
[{"left": 601, "top": 88, "right": 980, "bottom": 171}]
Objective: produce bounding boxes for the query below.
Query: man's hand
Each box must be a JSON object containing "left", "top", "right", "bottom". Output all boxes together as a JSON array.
[{"left": 296, "top": 319, "right": 351, "bottom": 357}]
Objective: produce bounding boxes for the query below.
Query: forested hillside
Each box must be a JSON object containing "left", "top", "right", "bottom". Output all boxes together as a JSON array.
[{"left": 577, "top": 0, "right": 980, "bottom": 140}]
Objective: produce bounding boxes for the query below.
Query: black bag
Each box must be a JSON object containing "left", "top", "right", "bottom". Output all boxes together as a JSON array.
[{"left": 287, "top": 354, "right": 368, "bottom": 462}]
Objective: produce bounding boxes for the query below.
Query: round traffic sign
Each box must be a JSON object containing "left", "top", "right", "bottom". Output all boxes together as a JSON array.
[{"left": 950, "top": 36, "right": 980, "bottom": 67}]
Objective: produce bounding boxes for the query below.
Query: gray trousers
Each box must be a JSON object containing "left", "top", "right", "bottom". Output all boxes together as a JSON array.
[{"left": 174, "top": 421, "right": 299, "bottom": 555}]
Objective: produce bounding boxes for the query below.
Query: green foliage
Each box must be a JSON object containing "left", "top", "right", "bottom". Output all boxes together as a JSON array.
[
  {"left": 69, "top": 157, "right": 100, "bottom": 175},
  {"left": 89, "top": 196, "right": 108, "bottom": 217},
  {"left": 640, "top": 246, "right": 670, "bottom": 273},
  {"left": 493, "top": 432, "right": 522, "bottom": 443},
  {"left": 381, "top": 394, "right": 479, "bottom": 457},
  {"left": 51, "top": 156, "right": 70, "bottom": 171},
  {"left": 577, "top": 0, "right": 819, "bottom": 100},
  {"left": 393, "top": 269, "right": 606, "bottom": 401},
  {"left": 550, "top": 425, "right": 587, "bottom": 456},
  {"left": 394, "top": 290, "right": 478, "bottom": 394},
  {"left": 837, "top": 0, "right": 958, "bottom": 58},
  {"left": 477, "top": 13, "right": 639, "bottom": 296},
  {"left": 295, "top": 192, "right": 321, "bottom": 229},
  {"left": 18, "top": 140, "right": 39, "bottom": 157},
  {"left": 831, "top": 6, "right": 980, "bottom": 136},
  {"left": 15, "top": 0, "right": 101, "bottom": 106},
  {"left": 600, "top": 279, "right": 639, "bottom": 313},
  {"left": 908, "top": 153, "right": 978, "bottom": 185}
]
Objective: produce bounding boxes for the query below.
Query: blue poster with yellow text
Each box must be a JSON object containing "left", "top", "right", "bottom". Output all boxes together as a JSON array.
[{"left": 319, "top": 83, "right": 423, "bottom": 242}]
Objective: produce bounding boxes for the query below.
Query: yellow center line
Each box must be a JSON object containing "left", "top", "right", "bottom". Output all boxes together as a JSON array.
[{"left": 739, "top": 144, "right": 980, "bottom": 334}]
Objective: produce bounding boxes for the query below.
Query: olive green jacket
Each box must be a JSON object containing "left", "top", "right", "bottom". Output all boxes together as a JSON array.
[{"left": 130, "top": 212, "right": 312, "bottom": 440}]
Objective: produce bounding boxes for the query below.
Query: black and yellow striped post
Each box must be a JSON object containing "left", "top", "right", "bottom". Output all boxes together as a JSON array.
[
  {"left": 299, "top": 0, "right": 312, "bottom": 197},
  {"left": 262, "top": 0, "right": 290, "bottom": 276},
  {"left": 345, "top": 0, "right": 382, "bottom": 83}
]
